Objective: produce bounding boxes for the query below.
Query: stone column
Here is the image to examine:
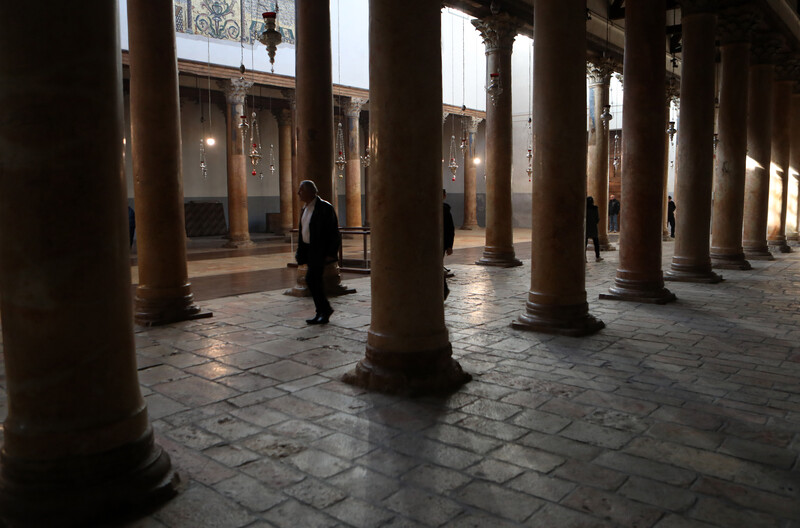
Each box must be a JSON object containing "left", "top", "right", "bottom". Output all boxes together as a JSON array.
[
  {"left": 273, "top": 107, "right": 294, "bottom": 238},
  {"left": 281, "top": 88, "right": 300, "bottom": 227},
  {"left": 343, "top": 0, "right": 470, "bottom": 395},
  {"left": 587, "top": 59, "right": 616, "bottom": 251},
  {"left": 461, "top": 117, "right": 481, "bottom": 229},
  {"left": 767, "top": 74, "right": 793, "bottom": 253},
  {"left": 710, "top": 12, "right": 753, "bottom": 270},
  {"left": 296, "top": 0, "right": 334, "bottom": 201},
  {"left": 129, "top": 0, "right": 210, "bottom": 325},
  {"left": 666, "top": 4, "right": 722, "bottom": 283},
  {"left": 222, "top": 78, "right": 254, "bottom": 248},
  {"left": 601, "top": 0, "right": 676, "bottom": 304},
  {"left": 361, "top": 111, "right": 371, "bottom": 227},
  {"left": 663, "top": 90, "right": 677, "bottom": 242},
  {"left": 513, "top": 0, "right": 604, "bottom": 336},
  {"left": 789, "top": 91, "right": 800, "bottom": 243},
  {"left": 345, "top": 97, "right": 366, "bottom": 227},
  {"left": 473, "top": 14, "right": 522, "bottom": 267},
  {"left": 742, "top": 37, "right": 781, "bottom": 260},
  {"left": 0, "top": 1, "right": 177, "bottom": 525}
]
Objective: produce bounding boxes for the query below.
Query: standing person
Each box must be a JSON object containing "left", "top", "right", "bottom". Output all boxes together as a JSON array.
[
  {"left": 586, "top": 196, "right": 603, "bottom": 262},
  {"left": 295, "top": 180, "right": 341, "bottom": 324},
  {"left": 443, "top": 189, "right": 455, "bottom": 300},
  {"left": 608, "top": 194, "right": 620, "bottom": 233},
  {"left": 667, "top": 196, "right": 676, "bottom": 238}
]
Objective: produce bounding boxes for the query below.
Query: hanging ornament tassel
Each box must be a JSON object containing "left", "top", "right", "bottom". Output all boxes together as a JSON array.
[
  {"left": 360, "top": 145, "right": 371, "bottom": 168},
  {"left": 269, "top": 144, "right": 276, "bottom": 176},
  {"left": 249, "top": 111, "right": 263, "bottom": 177},
  {"left": 448, "top": 135, "right": 458, "bottom": 181},
  {"left": 335, "top": 122, "right": 346, "bottom": 176},
  {"left": 200, "top": 138, "right": 208, "bottom": 180}
]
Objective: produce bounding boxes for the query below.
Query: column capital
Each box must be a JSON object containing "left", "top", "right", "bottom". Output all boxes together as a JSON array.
[
  {"left": 587, "top": 57, "right": 617, "bottom": 85},
  {"left": 750, "top": 33, "right": 788, "bottom": 65},
  {"left": 272, "top": 107, "right": 292, "bottom": 126},
  {"left": 220, "top": 77, "right": 253, "bottom": 104},
  {"left": 472, "top": 13, "right": 519, "bottom": 54},
  {"left": 280, "top": 88, "right": 296, "bottom": 109},
  {"left": 345, "top": 97, "right": 367, "bottom": 118},
  {"left": 716, "top": 4, "right": 762, "bottom": 45},
  {"left": 468, "top": 116, "right": 483, "bottom": 133}
]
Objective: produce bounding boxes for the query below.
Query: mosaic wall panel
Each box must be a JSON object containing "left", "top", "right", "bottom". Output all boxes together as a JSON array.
[{"left": 174, "top": 0, "right": 296, "bottom": 45}]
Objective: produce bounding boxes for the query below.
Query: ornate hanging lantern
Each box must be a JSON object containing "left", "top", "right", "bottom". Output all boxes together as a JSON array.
[
  {"left": 360, "top": 145, "right": 371, "bottom": 168},
  {"left": 249, "top": 112, "right": 262, "bottom": 176},
  {"left": 526, "top": 117, "right": 533, "bottom": 182},
  {"left": 335, "top": 122, "right": 346, "bottom": 175},
  {"left": 200, "top": 138, "right": 208, "bottom": 179},
  {"left": 268, "top": 144, "right": 276, "bottom": 178},
  {"left": 612, "top": 133, "right": 621, "bottom": 170},
  {"left": 667, "top": 121, "right": 677, "bottom": 144},
  {"left": 600, "top": 104, "right": 613, "bottom": 129},
  {"left": 448, "top": 135, "right": 458, "bottom": 181},
  {"left": 258, "top": 10, "right": 282, "bottom": 73},
  {"left": 486, "top": 72, "right": 502, "bottom": 106},
  {"left": 713, "top": 133, "right": 719, "bottom": 154}
]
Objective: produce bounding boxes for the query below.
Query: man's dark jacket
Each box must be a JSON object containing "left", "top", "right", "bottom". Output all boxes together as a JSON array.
[
  {"left": 443, "top": 202, "right": 455, "bottom": 252},
  {"left": 295, "top": 197, "right": 341, "bottom": 266},
  {"left": 608, "top": 199, "right": 620, "bottom": 216}
]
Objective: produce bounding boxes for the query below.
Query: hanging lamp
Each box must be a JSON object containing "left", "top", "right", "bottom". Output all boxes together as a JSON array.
[
  {"left": 258, "top": 3, "right": 282, "bottom": 73},
  {"left": 336, "top": 122, "right": 346, "bottom": 175},
  {"left": 448, "top": 135, "right": 459, "bottom": 181}
]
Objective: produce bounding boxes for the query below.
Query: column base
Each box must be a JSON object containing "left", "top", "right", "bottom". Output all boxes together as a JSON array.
[
  {"left": 512, "top": 301, "right": 604, "bottom": 337},
  {"left": 768, "top": 240, "right": 793, "bottom": 253},
  {"left": 342, "top": 345, "right": 471, "bottom": 396},
  {"left": 590, "top": 239, "right": 617, "bottom": 252},
  {"left": 710, "top": 250, "right": 752, "bottom": 270},
  {"left": 223, "top": 237, "right": 255, "bottom": 248},
  {"left": 743, "top": 245, "right": 775, "bottom": 260},
  {"left": 459, "top": 222, "right": 478, "bottom": 230},
  {"left": 475, "top": 247, "right": 522, "bottom": 267},
  {"left": 284, "top": 263, "right": 356, "bottom": 297},
  {"left": 600, "top": 276, "right": 676, "bottom": 304},
  {"left": 134, "top": 286, "right": 213, "bottom": 327},
  {"left": 664, "top": 269, "right": 723, "bottom": 283},
  {"left": 0, "top": 428, "right": 179, "bottom": 528}
]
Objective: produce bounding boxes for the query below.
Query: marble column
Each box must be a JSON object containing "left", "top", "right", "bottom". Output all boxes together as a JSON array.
[
  {"left": 473, "top": 13, "right": 522, "bottom": 267},
  {"left": 743, "top": 39, "right": 779, "bottom": 260},
  {"left": 767, "top": 76, "right": 793, "bottom": 253},
  {"left": 343, "top": 0, "right": 471, "bottom": 395},
  {"left": 461, "top": 117, "right": 481, "bottom": 229},
  {"left": 601, "top": 0, "right": 676, "bottom": 304},
  {"left": 587, "top": 59, "right": 616, "bottom": 251},
  {"left": 129, "top": 0, "right": 210, "bottom": 325},
  {"left": 789, "top": 91, "right": 800, "bottom": 243},
  {"left": 281, "top": 88, "right": 300, "bottom": 227},
  {"left": 273, "top": 107, "right": 294, "bottom": 238},
  {"left": 0, "top": 1, "right": 177, "bottom": 524},
  {"left": 666, "top": 5, "right": 722, "bottom": 283},
  {"left": 345, "top": 97, "right": 366, "bottom": 227},
  {"left": 222, "top": 78, "right": 255, "bottom": 248},
  {"left": 296, "top": 0, "right": 334, "bottom": 201},
  {"left": 710, "top": 17, "right": 753, "bottom": 269},
  {"left": 513, "top": 0, "right": 604, "bottom": 336}
]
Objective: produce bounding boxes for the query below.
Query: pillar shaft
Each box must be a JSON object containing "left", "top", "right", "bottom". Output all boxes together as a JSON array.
[
  {"left": 663, "top": 97, "right": 675, "bottom": 242},
  {"left": 342, "top": 0, "right": 470, "bottom": 395},
  {"left": 742, "top": 63, "right": 775, "bottom": 259},
  {"left": 296, "top": 0, "right": 333, "bottom": 201},
  {"left": 461, "top": 117, "right": 481, "bottom": 229},
  {"left": 0, "top": 1, "right": 176, "bottom": 524},
  {"left": 711, "top": 41, "right": 752, "bottom": 269},
  {"left": 601, "top": 0, "right": 675, "bottom": 304},
  {"left": 789, "top": 93, "right": 800, "bottom": 242},
  {"left": 281, "top": 89, "right": 301, "bottom": 227},
  {"left": 223, "top": 78, "right": 254, "bottom": 247},
  {"left": 666, "top": 10, "right": 722, "bottom": 283},
  {"left": 587, "top": 62, "right": 615, "bottom": 251},
  {"left": 767, "top": 79, "right": 792, "bottom": 252},
  {"left": 345, "top": 98, "right": 366, "bottom": 227},
  {"left": 473, "top": 14, "right": 521, "bottom": 267},
  {"left": 275, "top": 108, "right": 294, "bottom": 236},
  {"left": 513, "top": 0, "right": 604, "bottom": 336},
  {"left": 129, "top": 0, "right": 209, "bottom": 324}
]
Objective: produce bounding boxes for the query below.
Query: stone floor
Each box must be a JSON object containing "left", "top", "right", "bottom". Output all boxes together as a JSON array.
[{"left": 4, "top": 236, "right": 800, "bottom": 527}]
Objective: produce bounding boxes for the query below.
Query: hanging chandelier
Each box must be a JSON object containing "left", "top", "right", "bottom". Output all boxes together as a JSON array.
[
  {"left": 360, "top": 145, "right": 371, "bottom": 168},
  {"left": 335, "top": 122, "right": 346, "bottom": 176},
  {"left": 600, "top": 105, "right": 613, "bottom": 129},
  {"left": 249, "top": 111, "right": 262, "bottom": 177},
  {"left": 526, "top": 117, "right": 533, "bottom": 182},
  {"left": 612, "top": 133, "right": 621, "bottom": 170},
  {"left": 268, "top": 144, "right": 276, "bottom": 178},
  {"left": 486, "top": 72, "right": 503, "bottom": 106},
  {"left": 448, "top": 135, "right": 459, "bottom": 181},
  {"left": 258, "top": 7, "right": 282, "bottom": 73},
  {"left": 667, "top": 121, "right": 677, "bottom": 144},
  {"left": 200, "top": 138, "right": 208, "bottom": 180}
]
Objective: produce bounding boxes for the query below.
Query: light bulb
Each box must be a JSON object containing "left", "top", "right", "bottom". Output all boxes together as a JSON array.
[
  {"left": 473, "top": 157, "right": 481, "bottom": 165},
  {"left": 206, "top": 137, "right": 216, "bottom": 146}
]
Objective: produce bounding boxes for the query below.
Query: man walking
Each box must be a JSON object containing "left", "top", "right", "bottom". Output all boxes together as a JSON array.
[
  {"left": 443, "top": 189, "right": 455, "bottom": 300},
  {"left": 667, "top": 196, "right": 676, "bottom": 238},
  {"left": 608, "top": 194, "right": 620, "bottom": 233},
  {"left": 295, "top": 180, "right": 341, "bottom": 324}
]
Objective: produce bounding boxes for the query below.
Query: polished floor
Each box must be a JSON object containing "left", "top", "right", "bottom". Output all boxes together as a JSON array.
[{"left": 3, "top": 229, "right": 800, "bottom": 527}]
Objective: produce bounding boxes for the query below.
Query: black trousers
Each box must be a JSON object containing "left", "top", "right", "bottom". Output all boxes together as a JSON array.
[
  {"left": 668, "top": 218, "right": 675, "bottom": 237},
  {"left": 586, "top": 236, "right": 600, "bottom": 258},
  {"left": 305, "top": 263, "right": 331, "bottom": 315}
]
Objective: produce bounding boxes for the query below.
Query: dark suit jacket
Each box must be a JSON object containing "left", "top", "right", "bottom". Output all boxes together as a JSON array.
[
  {"left": 295, "top": 197, "right": 341, "bottom": 266},
  {"left": 586, "top": 205, "right": 600, "bottom": 238},
  {"left": 443, "top": 202, "right": 455, "bottom": 252}
]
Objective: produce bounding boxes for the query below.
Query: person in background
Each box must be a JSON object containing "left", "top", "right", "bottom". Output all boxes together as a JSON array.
[
  {"left": 586, "top": 196, "right": 603, "bottom": 262},
  {"left": 608, "top": 194, "right": 620, "bottom": 233},
  {"left": 668, "top": 196, "right": 676, "bottom": 238},
  {"left": 443, "top": 189, "right": 455, "bottom": 300}
]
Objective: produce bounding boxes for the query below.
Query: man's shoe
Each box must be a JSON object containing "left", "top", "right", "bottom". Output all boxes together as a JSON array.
[
  {"left": 317, "top": 308, "right": 334, "bottom": 324},
  {"left": 306, "top": 314, "right": 322, "bottom": 325},
  {"left": 596, "top": 256, "right": 604, "bottom": 262}
]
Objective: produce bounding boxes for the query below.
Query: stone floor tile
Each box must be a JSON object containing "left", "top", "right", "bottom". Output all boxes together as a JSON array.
[
  {"left": 511, "top": 408, "right": 573, "bottom": 434},
  {"left": 561, "top": 486, "right": 665, "bottom": 528},
  {"left": 619, "top": 476, "right": 697, "bottom": 512},
  {"left": 229, "top": 405, "right": 289, "bottom": 428},
  {"left": 284, "top": 448, "right": 352, "bottom": 478},
  {"left": 653, "top": 514, "right": 719, "bottom": 528},
  {"left": 153, "top": 483, "right": 256, "bottom": 528},
  {"left": 311, "top": 432, "right": 376, "bottom": 459},
  {"left": 144, "top": 393, "right": 189, "bottom": 421},
  {"left": 228, "top": 387, "right": 286, "bottom": 408},
  {"left": 152, "top": 376, "right": 241, "bottom": 407},
  {"left": 421, "top": 423, "right": 503, "bottom": 454},
  {"left": 560, "top": 420, "right": 634, "bottom": 449},
  {"left": 252, "top": 360, "right": 320, "bottom": 382},
  {"left": 268, "top": 419, "right": 333, "bottom": 443},
  {"left": 593, "top": 451, "right": 696, "bottom": 487},
  {"left": 689, "top": 497, "right": 781, "bottom": 528},
  {"left": 285, "top": 477, "right": 348, "bottom": 509},
  {"left": 327, "top": 466, "right": 401, "bottom": 501},
  {"left": 203, "top": 444, "right": 261, "bottom": 467},
  {"left": 466, "top": 459, "right": 525, "bottom": 484},
  {"left": 388, "top": 432, "right": 483, "bottom": 470},
  {"left": 717, "top": 435, "right": 798, "bottom": 469},
  {"left": 400, "top": 463, "right": 472, "bottom": 493},
  {"left": 196, "top": 414, "right": 263, "bottom": 441},
  {"left": 553, "top": 460, "right": 628, "bottom": 491},
  {"left": 138, "top": 364, "right": 189, "bottom": 386},
  {"left": 165, "top": 424, "right": 224, "bottom": 450},
  {"left": 506, "top": 470, "right": 577, "bottom": 502},
  {"left": 260, "top": 499, "right": 340, "bottom": 528},
  {"left": 383, "top": 487, "right": 463, "bottom": 526},
  {"left": 491, "top": 443, "right": 565, "bottom": 473},
  {"left": 355, "top": 448, "right": 421, "bottom": 478},
  {"left": 240, "top": 457, "right": 307, "bottom": 489},
  {"left": 451, "top": 480, "right": 545, "bottom": 522},
  {"left": 324, "top": 497, "right": 396, "bottom": 528},
  {"left": 644, "top": 422, "right": 724, "bottom": 451},
  {"left": 692, "top": 477, "right": 800, "bottom": 522},
  {"left": 524, "top": 503, "right": 615, "bottom": 528},
  {"left": 445, "top": 512, "right": 521, "bottom": 528},
  {"left": 212, "top": 474, "right": 285, "bottom": 512}
]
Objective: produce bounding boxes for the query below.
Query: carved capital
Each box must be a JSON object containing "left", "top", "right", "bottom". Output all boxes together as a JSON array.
[
  {"left": 716, "top": 4, "right": 762, "bottom": 44},
  {"left": 345, "top": 97, "right": 367, "bottom": 118},
  {"left": 472, "top": 13, "right": 519, "bottom": 54},
  {"left": 220, "top": 77, "right": 253, "bottom": 104},
  {"left": 750, "top": 33, "right": 787, "bottom": 65},
  {"left": 468, "top": 116, "right": 483, "bottom": 133},
  {"left": 280, "top": 88, "right": 296, "bottom": 110},
  {"left": 587, "top": 58, "right": 617, "bottom": 85},
  {"left": 666, "top": 75, "right": 681, "bottom": 103},
  {"left": 272, "top": 107, "right": 292, "bottom": 127}
]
